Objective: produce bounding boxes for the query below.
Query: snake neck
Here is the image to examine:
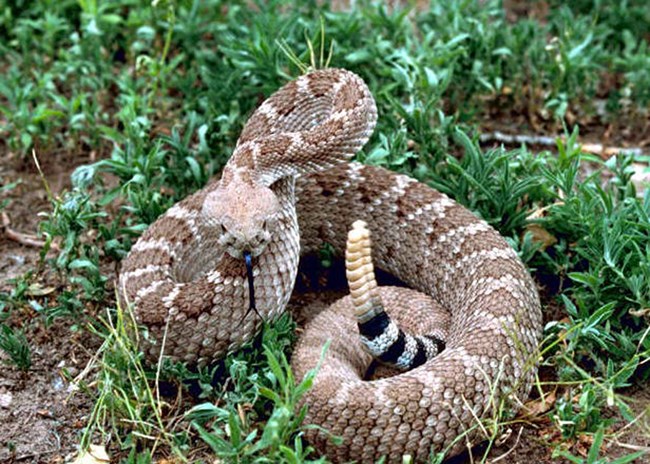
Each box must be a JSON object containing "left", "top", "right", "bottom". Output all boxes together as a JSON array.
[
  {"left": 246, "top": 175, "right": 300, "bottom": 320},
  {"left": 219, "top": 159, "right": 256, "bottom": 187}
]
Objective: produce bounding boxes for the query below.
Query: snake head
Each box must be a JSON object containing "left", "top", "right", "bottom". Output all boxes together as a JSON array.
[{"left": 202, "top": 176, "right": 280, "bottom": 259}]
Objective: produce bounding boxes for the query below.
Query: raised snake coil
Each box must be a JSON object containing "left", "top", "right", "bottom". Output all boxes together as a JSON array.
[{"left": 119, "top": 68, "right": 543, "bottom": 462}]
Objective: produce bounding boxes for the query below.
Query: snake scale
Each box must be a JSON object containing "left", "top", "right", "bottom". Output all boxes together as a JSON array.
[{"left": 119, "top": 68, "right": 543, "bottom": 462}]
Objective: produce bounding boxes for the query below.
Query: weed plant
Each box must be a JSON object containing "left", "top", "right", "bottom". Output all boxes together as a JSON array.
[{"left": 0, "top": 323, "right": 32, "bottom": 371}]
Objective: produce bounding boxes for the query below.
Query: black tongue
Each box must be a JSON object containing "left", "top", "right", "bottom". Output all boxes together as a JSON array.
[{"left": 243, "top": 251, "right": 258, "bottom": 317}]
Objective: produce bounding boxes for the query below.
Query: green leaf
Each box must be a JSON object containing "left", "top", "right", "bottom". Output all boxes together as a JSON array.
[
  {"left": 568, "top": 272, "right": 601, "bottom": 291},
  {"left": 68, "top": 259, "right": 99, "bottom": 271},
  {"left": 263, "top": 344, "right": 287, "bottom": 389}
]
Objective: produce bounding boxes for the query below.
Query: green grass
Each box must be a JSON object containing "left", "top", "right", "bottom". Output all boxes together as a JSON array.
[
  {"left": 0, "top": 323, "right": 32, "bottom": 371},
  {"left": 1, "top": 0, "right": 649, "bottom": 462}
]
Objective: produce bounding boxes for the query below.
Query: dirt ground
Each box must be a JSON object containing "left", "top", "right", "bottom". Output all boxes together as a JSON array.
[
  {"left": 0, "top": 156, "right": 97, "bottom": 463},
  {"left": 0, "top": 324, "right": 95, "bottom": 463},
  {"left": 1, "top": 123, "right": 649, "bottom": 463}
]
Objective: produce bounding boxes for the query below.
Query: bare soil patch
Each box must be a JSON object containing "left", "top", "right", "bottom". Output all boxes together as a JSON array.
[
  {"left": 1, "top": 151, "right": 98, "bottom": 463},
  {"left": 0, "top": 324, "right": 96, "bottom": 463}
]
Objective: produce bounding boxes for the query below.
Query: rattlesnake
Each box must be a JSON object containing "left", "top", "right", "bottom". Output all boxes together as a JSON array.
[{"left": 119, "top": 68, "right": 542, "bottom": 462}]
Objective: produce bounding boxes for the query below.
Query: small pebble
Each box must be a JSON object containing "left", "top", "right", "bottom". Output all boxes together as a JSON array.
[
  {"left": 0, "top": 391, "right": 13, "bottom": 408},
  {"left": 10, "top": 254, "right": 26, "bottom": 265},
  {"left": 52, "top": 375, "right": 65, "bottom": 391}
]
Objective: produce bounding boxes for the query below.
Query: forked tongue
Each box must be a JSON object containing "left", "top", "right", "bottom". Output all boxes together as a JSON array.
[{"left": 243, "top": 251, "right": 258, "bottom": 317}]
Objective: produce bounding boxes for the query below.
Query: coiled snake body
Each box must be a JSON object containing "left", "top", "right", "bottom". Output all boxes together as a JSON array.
[{"left": 119, "top": 69, "right": 542, "bottom": 462}]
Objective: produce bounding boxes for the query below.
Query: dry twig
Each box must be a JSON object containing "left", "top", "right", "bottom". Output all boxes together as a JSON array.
[
  {"left": 479, "top": 131, "right": 647, "bottom": 157},
  {"left": 1, "top": 212, "right": 49, "bottom": 249}
]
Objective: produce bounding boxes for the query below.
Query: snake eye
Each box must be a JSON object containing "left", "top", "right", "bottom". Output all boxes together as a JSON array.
[
  {"left": 253, "top": 231, "right": 266, "bottom": 243},
  {"left": 262, "top": 218, "right": 277, "bottom": 232}
]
